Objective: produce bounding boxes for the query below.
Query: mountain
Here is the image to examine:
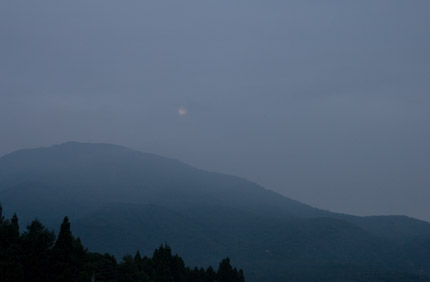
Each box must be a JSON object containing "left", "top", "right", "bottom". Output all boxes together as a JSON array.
[{"left": 1, "top": 142, "right": 430, "bottom": 282}]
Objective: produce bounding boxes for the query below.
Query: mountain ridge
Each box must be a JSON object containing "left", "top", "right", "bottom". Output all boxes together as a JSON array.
[{"left": 1, "top": 142, "right": 430, "bottom": 282}]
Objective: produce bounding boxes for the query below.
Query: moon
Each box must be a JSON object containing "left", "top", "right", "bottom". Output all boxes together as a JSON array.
[{"left": 178, "top": 106, "right": 188, "bottom": 116}]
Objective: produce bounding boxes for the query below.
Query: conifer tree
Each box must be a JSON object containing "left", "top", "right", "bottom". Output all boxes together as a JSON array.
[
  {"left": 21, "top": 219, "right": 55, "bottom": 282},
  {"left": 152, "top": 244, "right": 174, "bottom": 282},
  {"left": 91, "top": 253, "right": 118, "bottom": 282},
  {"left": 52, "top": 216, "right": 86, "bottom": 282},
  {"left": 11, "top": 213, "right": 19, "bottom": 237},
  {"left": 238, "top": 269, "right": 245, "bottom": 282},
  {"left": 0, "top": 210, "right": 23, "bottom": 282},
  {"left": 54, "top": 216, "right": 74, "bottom": 254},
  {"left": 218, "top": 257, "right": 242, "bottom": 282},
  {"left": 134, "top": 251, "right": 142, "bottom": 265}
]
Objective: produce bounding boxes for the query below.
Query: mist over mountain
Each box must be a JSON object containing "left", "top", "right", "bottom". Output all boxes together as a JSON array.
[
  {"left": 2, "top": 1, "right": 430, "bottom": 281},
  {"left": 2, "top": 0, "right": 430, "bottom": 222},
  {"left": 1, "top": 142, "right": 430, "bottom": 282}
]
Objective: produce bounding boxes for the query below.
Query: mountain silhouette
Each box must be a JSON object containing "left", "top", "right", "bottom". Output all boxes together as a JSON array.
[{"left": 1, "top": 142, "right": 430, "bottom": 282}]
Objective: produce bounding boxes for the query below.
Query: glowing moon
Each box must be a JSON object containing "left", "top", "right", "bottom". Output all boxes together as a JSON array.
[{"left": 178, "top": 106, "right": 188, "bottom": 116}]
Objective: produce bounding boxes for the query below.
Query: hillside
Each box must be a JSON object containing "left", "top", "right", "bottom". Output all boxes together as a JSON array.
[{"left": 1, "top": 142, "right": 430, "bottom": 282}]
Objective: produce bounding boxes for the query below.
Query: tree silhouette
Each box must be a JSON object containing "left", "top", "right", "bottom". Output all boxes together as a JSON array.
[
  {"left": 0, "top": 208, "right": 246, "bottom": 282},
  {"left": 52, "top": 216, "right": 86, "bottom": 282}
]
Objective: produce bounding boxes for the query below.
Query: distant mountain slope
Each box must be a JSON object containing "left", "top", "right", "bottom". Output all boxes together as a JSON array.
[
  {"left": 0, "top": 142, "right": 328, "bottom": 223},
  {"left": 1, "top": 142, "right": 430, "bottom": 282}
]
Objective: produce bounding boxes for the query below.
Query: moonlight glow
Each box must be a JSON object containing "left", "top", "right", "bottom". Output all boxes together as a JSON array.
[{"left": 178, "top": 106, "right": 188, "bottom": 116}]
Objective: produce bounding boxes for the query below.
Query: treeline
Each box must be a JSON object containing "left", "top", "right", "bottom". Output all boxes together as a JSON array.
[{"left": 0, "top": 206, "right": 245, "bottom": 282}]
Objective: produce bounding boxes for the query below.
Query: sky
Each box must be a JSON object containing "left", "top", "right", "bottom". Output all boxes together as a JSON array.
[{"left": 1, "top": 0, "right": 429, "bottom": 221}]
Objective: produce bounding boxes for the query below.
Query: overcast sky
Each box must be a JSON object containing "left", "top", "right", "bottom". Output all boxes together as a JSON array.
[{"left": 1, "top": 0, "right": 429, "bottom": 221}]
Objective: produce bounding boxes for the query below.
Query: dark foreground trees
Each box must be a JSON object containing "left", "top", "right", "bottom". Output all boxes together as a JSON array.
[{"left": 0, "top": 206, "right": 245, "bottom": 282}]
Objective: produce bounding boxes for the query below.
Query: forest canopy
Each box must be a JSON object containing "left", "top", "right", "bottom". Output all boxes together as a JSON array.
[{"left": 0, "top": 205, "right": 245, "bottom": 282}]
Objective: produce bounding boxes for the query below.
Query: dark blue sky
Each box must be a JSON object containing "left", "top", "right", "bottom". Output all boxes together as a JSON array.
[{"left": 1, "top": 1, "right": 429, "bottom": 221}]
